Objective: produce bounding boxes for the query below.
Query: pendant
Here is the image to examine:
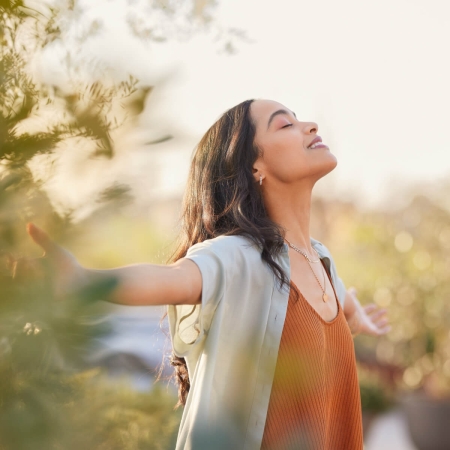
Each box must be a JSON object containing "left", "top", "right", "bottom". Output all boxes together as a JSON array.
[{"left": 322, "top": 293, "right": 328, "bottom": 302}]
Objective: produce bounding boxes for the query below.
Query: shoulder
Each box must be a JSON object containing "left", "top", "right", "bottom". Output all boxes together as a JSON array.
[
  {"left": 311, "top": 237, "right": 339, "bottom": 270},
  {"left": 184, "top": 235, "right": 267, "bottom": 290},
  {"left": 310, "top": 237, "right": 333, "bottom": 260},
  {"left": 188, "top": 234, "right": 260, "bottom": 256}
]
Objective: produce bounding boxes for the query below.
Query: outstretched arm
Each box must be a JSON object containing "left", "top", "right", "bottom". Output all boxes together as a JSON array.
[
  {"left": 26, "top": 223, "right": 202, "bottom": 306},
  {"left": 343, "top": 287, "right": 391, "bottom": 337},
  {"left": 85, "top": 259, "right": 202, "bottom": 306}
]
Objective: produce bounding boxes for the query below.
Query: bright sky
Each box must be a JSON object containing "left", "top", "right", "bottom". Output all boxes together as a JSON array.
[{"left": 38, "top": 0, "right": 450, "bottom": 215}]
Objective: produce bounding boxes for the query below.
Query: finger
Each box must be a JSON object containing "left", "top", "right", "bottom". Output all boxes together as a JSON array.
[
  {"left": 364, "top": 326, "right": 386, "bottom": 337},
  {"left": 363, "top": 304, "right": 378, "bottom": 314},
  {"left": 368, "top": 309, "right": 388, "bottom": 321},
  {"left": 374, "top": 318, "right": 390, "bottom": 328},
  {"left": 26, "top": 223, "right": 58, "bottom": 255}
]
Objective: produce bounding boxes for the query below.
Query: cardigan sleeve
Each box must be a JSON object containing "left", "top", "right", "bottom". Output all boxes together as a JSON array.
[{"left": 168, "top": 239, "right": 229, "bottom": 357}]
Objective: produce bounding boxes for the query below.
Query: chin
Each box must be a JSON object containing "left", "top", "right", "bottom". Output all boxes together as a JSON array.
[
  {"left": 327, "top": 155, "right": 338, "bottom": 172},
  {"left": 315, "top": 154, "right": 338, "bottom": 180}
]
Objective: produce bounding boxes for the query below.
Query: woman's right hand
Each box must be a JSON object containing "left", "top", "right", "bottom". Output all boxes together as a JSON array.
[{"left": 25, "top": 223, "right": 87, "bottom": 299}]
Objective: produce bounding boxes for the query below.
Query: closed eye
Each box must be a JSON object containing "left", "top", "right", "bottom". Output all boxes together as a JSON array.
[{"left": 281, "top": 123, "right": 293, "bottom": 129}]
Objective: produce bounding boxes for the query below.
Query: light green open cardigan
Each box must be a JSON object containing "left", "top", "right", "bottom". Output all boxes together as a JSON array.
[{"left": 168, "top": 235, "right": 346, "bottom": 450}]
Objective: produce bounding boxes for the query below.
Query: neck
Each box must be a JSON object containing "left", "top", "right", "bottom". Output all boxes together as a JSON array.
[{"left": 262, "top": 179, "right": 314, "bottom": 253}]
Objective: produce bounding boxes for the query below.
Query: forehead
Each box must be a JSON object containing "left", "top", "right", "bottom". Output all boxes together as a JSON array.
[{"left": 250, "top": 99, "right": 292, "bottom": 128}]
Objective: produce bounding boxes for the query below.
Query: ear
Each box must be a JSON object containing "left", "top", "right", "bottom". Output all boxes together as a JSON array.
[{"left": 252, "top": 159, "right": 263, "bottom": 183}]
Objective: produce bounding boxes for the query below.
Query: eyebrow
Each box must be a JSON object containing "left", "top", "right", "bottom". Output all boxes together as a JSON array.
[{"left": 267, "top": 109, "right": 297, "bottom": 129}]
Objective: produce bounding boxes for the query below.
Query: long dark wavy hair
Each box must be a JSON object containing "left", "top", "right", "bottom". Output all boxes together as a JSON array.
[{"left": 167, "top": 99, "right": 298, "bottom": 407}]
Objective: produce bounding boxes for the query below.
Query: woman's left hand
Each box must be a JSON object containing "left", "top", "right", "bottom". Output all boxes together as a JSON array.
[{"left": 346, "top": 287, "right": 391, "bottom": 337}]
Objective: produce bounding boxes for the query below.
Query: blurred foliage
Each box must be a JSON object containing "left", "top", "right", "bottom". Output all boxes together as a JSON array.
[
  {"left": 125, "top": 0, "right": 218, "bottom": 41},
  {"left": 312, "top": 191, "right": 450, "bottom": 400},
  {"left": 0, "top": 365, "right": 181, "bottom": 450},
  {"left": 0, "top": 0, "right": 153, "bottom": 246},
  {"left": 358, "top": 364, "right": 394, "bottom": 413},
  {"left": 0, "top": 1, "right": 182, "bottom": 449}
]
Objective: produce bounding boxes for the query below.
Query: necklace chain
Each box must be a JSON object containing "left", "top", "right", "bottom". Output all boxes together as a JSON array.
[
  {"left": 285, "top": 238, "right": 329, "bottom": 302},
  {"left": 284, "top": 238, "right": 320, "bottom": 263}
]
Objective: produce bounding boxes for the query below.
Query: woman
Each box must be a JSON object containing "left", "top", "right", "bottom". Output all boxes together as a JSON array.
[{"left": 28, "top": 99, "right": 390, "bottom": 450}]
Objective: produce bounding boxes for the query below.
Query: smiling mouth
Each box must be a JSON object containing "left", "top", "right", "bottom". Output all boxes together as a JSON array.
[
  {"left": 307, "top": 136, "right": 329, "bottom": 149},
  {"left": 308, "top": 142, "right": 329, "bottom": 149}
]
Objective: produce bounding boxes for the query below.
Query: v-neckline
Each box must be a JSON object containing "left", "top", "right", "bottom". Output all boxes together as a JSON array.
[{"left": 290, "top": 261, "right": 340, "bottom": 325}]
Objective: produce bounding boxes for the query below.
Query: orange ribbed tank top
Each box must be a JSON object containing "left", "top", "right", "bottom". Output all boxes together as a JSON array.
[{"left": 261, "top": 276, "right": 364, "bottom": 450}]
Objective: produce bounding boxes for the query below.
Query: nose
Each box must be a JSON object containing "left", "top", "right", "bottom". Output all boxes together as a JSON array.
[{"left": 302, "top": 122, "right": 318, "bottom": 134}]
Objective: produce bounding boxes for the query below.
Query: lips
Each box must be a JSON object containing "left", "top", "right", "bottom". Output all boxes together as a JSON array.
[{"left": 307, "top": 136, "right": 328, "bottom": 149}]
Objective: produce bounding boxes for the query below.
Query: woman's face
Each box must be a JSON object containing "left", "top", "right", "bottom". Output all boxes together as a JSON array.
[{"left": 250, "top": 99, "right": 337, "bottom": 186}]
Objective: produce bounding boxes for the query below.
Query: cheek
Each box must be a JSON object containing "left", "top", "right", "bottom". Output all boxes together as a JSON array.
[
  {"left": 263, "top": 145, "right": 308, "bottom": 180},
  {"left": 265, "top": 137, "right": 306, "bottom": 164},
  {"left": 262, "top": 134, "right": 304, "bottom": 157}
]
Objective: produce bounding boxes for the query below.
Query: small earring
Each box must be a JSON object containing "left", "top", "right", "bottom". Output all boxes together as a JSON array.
[{"left": 259, "top": 175, "right": 262, "bottom": 185}]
